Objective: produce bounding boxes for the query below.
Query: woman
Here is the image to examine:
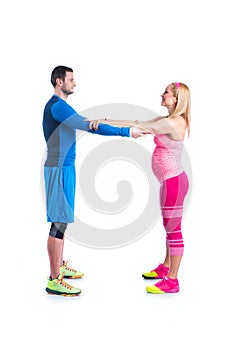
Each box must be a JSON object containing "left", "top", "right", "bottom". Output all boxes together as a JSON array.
[{"left": 90, "top": 82, "right": 191, "bottom": 294}]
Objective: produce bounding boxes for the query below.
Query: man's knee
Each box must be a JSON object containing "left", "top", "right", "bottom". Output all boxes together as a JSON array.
[{"left": 49, "top": 222, "right": 68, "bottom": 240}]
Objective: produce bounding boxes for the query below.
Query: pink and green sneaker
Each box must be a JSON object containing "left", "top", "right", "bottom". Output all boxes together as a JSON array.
[
  {"left": 146, "top": 276, "right": 179, "bottom": 294},
  {"left": 142, "top": 263, "right": 169, "bottom": 279},
  {"left": 46, "top": 273, "right": 82, "bottom": 297},
  {"left": 60, "top": 261, "right": 84, "bottom": 279}
]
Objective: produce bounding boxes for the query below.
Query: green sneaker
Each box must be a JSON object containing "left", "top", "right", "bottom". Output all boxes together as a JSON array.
[
  {"left": 60, "top": 261, "right": 84, "bottom": 279},
  {"left": 46, "top": 273, "right": 82, "bottom": 297}
]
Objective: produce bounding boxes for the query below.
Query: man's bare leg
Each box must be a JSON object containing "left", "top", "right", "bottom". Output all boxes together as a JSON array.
[{"left": 47, "top": 235, "right": 64, "bottom": 279}]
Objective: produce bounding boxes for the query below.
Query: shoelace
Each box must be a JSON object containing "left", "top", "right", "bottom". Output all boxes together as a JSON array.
[
  {"left": 56, "top": 273, "right": 73, "bottom": 290},
  {"left": 151, "top": 264, "right": 168, "bottom": 273},
  {"left": 156, "top": 275, "right": 168, "bottom": 287},
  {"left": 63, "top": 261, "right": 77, "bottom": 272}
]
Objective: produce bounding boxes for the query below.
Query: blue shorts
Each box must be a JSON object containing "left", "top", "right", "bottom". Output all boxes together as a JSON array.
[{"left": 44, "top": 165, "right": 76, "bottom": 223}]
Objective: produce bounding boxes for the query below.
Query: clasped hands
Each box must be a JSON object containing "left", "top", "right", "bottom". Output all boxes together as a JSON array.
[{"left": 87, "top": 119, "right": 151, "bottom": 139}]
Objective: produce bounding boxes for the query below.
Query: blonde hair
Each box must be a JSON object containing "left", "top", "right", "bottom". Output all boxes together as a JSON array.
[{"left": 171, "top": 82, "right": 191, "bottom": 137}]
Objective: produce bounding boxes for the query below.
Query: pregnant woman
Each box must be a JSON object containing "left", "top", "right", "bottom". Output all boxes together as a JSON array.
[{"left": 90, "top": 82, "right": 191, "bottom": 294}]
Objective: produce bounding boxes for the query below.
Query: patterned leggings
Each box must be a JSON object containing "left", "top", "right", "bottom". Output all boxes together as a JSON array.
[{"left": 160, "top": 172, "right": 189, "bottom": 256}]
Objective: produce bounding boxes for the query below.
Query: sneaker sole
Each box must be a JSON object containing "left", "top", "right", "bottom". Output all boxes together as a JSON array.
[
  {"left": 142, "top": 275, "right": 162, "bottom": 280},
  {"left": 63, "top": 275, "right": 84, "bottom": 279},
  {"left": 46, "top": 288, "right": 81, "bottom": 297}
]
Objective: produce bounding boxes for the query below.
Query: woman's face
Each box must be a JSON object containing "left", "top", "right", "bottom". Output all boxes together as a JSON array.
[{"left": 161, "top": 84, "right": 177, "bottom": 108}]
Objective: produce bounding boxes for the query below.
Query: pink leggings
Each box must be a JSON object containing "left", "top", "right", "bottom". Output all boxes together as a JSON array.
[{"left": 160, "top": 172, "right": 189, "bottom": 256}]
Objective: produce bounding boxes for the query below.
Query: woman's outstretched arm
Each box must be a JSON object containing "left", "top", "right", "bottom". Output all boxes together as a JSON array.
[{"left": 88, "top": 116, "right": 165, "bottom": 130}]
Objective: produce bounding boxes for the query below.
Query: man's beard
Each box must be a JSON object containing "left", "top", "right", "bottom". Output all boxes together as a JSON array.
[{"left": 62, "top": 88, "right": 74, "bottom": 96}]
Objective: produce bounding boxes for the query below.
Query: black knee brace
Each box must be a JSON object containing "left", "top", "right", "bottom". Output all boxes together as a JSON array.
[{"left": 49, "top": 222, "right": 68, "bottom": 240}]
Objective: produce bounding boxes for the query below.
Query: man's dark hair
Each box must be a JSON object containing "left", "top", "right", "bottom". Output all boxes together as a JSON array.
[{"left": 51, "top": 65, "right": 73, "bottom": 87}]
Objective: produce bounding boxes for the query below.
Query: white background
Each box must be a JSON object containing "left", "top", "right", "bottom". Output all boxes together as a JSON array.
[{"left": 1, "top": 0, "right": 233, "bottom": 349}]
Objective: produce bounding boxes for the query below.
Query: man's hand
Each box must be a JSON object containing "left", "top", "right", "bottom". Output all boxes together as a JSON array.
[{"left": 130, "top": 126, "right": 150, "bottom": 139}]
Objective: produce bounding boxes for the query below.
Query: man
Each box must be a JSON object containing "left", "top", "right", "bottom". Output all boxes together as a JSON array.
[{"left": 43, "top": 65, "right": 146, "bottom": 296}]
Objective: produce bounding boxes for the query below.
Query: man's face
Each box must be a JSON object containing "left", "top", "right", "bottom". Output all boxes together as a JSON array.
[{"left": 61, "top": 71, "right": 76, "bottom": 95}]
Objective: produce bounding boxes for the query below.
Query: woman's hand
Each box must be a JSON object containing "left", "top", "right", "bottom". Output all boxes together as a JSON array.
[{"left": 130, "top": 126, "right": 151, "bottom": 139}]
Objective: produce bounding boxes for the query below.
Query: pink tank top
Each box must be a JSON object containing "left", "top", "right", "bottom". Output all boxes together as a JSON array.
[{"left": 152, "top": 134, "right": 184, "bottom": 182}]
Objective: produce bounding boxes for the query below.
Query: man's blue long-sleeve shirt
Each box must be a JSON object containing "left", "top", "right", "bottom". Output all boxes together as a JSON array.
[{"left": 43, "top": 95, "right": 130, "bottom": 166}]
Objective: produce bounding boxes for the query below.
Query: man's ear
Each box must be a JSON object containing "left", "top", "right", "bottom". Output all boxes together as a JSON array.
[{"left": 56, "top": 78, "right": 63, "bottom": 87}]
